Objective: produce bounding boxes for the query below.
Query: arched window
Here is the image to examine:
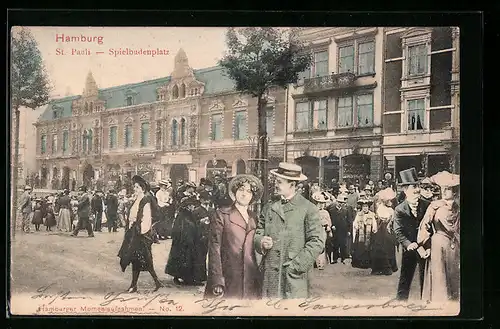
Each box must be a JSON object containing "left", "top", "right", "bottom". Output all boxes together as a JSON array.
[
  {"left": 82, "top": 130, "right": 88, "bottom": 152},
  {"left": 84, "top": 102, "right": 89, "bottom": 113},
  {"left": 88, "top": 129, "right": 93, "bottom": 151},
  {"left": 180, "top": 83, "right": 186, "bottom": 98},
  {"left": 172, "top": 85, "right": 179, "bottom": 99},
  {"left": 172, "top": 119, "right": 178, "bottom": 146},
  {"left": 180, "top": 118, "right": 186, "bottom": 145},
  {"left": 195, "top": 88, "right": 199, "bottom": 95}
]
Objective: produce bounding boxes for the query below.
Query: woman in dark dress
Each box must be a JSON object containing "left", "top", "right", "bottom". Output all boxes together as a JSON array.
[
  {"left": 32, "top": 199, "right": 44, "bottom": 231},
  {"left": 204, "top": 174, "right": 263, "bottom": 299},
  {"left": 44, "top": 202, "right": 57, "bottom": 231},
  {"left": 118, "top": 175, "right": 163, "bottom": 293},
  {"left": 165, "top": 195, "right": 206, "bottom": 285},
  {"left": 371, "top": 188, "right": 398, "bottom": 275}
]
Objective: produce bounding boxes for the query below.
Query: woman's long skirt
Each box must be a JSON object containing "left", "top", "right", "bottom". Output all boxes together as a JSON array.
[
  {"left": 118, "top": 224, "right": 154, "bottom": 272},
  {"left": 58, "top": 209, "right": 72, "bottom": 232}
]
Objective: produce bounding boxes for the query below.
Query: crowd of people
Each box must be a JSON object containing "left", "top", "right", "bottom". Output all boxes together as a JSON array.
[{"left": 17, "top": 163, "right": 460, "bottom": 303}]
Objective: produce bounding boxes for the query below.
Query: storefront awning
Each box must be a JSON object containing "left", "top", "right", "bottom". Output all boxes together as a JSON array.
[{"left": 289, "top": 147, "right": 373, "bottom": 160}]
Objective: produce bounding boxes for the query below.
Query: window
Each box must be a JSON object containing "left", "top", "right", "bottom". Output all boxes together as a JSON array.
[
  {"left": 125, "top": 125, "right": 132, "bottom": 148},
  {"left": 126, "top": 96, "right": 133, "bottom": 106},
  {"left": 88, "top": 129, "right": 93, "bottom": 151},
  {"left": 141, "top": 122, "right": 149, "bottom": 147},
  {"left": 180, "top": 84, "right": 186, "bottom": 98},
  {"left": 211, "top": 114, "right": 222, "bottom": 141},
  {"left": 53, "top": 110, "right": 58, "bottom": 119},
  {"left": 172, "top": 120, "right": 178, "bottom": 146},
  {"left": 358, "top": 41, "right": 375, "bottom": 75},
  {"left": 408, "top": 44, "right": 427, "bottom": 76},
  {"left": 41, "top": 135, "right": 47, "bottom": 154},
  {"left": 295, "top": 100, "right": 327, "bottom": 131},
  {"left": 313, "top": 51, "right": 329, "bottom": 77},
  {"left": 172, "top": 85, "right": 179, "bottom": 99},
  {"left": 407, "top": 99, "right": 425, "bottom": 131},
  {"left": 234, "top": 110, "right": 247, "bottom": 140},
  {"left": 180, "top": 118, "right": 186, "bottom": 145},
  {"left": 295, "top": 102, "right": 310, "bottom": 131},
  {"left": 337, "top": 97, "right": 353, "bottom": 127},
  {"left": 109, "top": 126, "right": 117, "bottom": 149},
  {"left": 312, "top": 100, "right": 327, "bottom": 130},
  {"left": 357, "top": 94, "right": 374, "bottom": 127},
  {"left": 339, "top": 45, "right": 355, "bottom": 73},
  {"left": 265, "top": 107, "right": 274, "bottom": 137},
  {"left": 51, "top": 134, "right": 58, "bottom": 154},
  {"left": 82, "top": 131, "right": 88, "bottom": 152},
  {"left": 62, "top": 131, "right": 69, "bottom": 154}
]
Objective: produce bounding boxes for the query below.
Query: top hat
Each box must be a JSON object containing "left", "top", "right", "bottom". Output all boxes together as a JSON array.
[
  {"left": 399, "top": 168, "right": 420, "bottom": 186},
  {"left": 430, "top": 171, "right": 460, "bottom": 188},
  {"left": 311, "top": 191, "right": 329, "bottom": 203},
  {"left": 228, "top": 174, "right": 264, "bottom": 205},
  {"left": 270, "top": 162, "right": 307, "bottom": 181},
  {"left": 158, "top": 179, "right": 171, "bottom": 186}
]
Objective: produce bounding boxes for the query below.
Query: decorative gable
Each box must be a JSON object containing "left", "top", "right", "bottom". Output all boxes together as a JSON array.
[
  {"left": 124, "top": 116, "right": 133, "bottom": 124},
  {"left": 108, "top": 118, "right": 117, "bottom": 126},
  {"left": 232, "top": 98, "right": 248, "bottom": 108},
  {"left": 209, "top": 100, "right": 225, "bottom": 112},
  {"left": 140, "top": 113, "right": 150, "bottom": 121}
]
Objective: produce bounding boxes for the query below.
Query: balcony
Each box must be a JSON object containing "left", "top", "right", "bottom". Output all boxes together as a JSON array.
[{"left": 303, "top": 72, "right": 357, "bottom": 95}]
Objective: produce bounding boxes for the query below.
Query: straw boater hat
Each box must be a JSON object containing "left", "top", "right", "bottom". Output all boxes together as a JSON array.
[
  {"left": 159, "top": 179, "right": 171, "bottom": 187},
  {"left": 357, "top": 197, "right": 374, "bottom": 206},
  {"left": 270, "top": 162, "right": 307, "bottom": 181},
  {"left": 24, "top": 185, "right": 32, "bottom": 191},
  {"left": 228, "top": 174, "right": 264, "bottom": 205},
  {"left": 430, "top": 171, "right": 460, "bottom": 188},
  {"left": 378, "top": 187, "right": 397, "bottom": 202},
  {"left": 311, "top": 191, "right": 329, "bottom": 203}
]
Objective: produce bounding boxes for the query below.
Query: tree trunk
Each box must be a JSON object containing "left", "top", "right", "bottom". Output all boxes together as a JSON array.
[
  {"left": 12, "top": 108, "right": 20, "bottom": 239},
  {"left": 256, "top": 95, "right": 269, "bottom": 205}
]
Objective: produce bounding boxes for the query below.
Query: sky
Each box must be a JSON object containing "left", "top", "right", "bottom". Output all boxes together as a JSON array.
[{"left": 24, "top": 27, "right": 229, "bottom": 98}]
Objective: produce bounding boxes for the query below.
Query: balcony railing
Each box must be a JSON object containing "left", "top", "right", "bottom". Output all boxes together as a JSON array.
[{"left": 304, "top": 72, "right": 357, "bottom": 94}]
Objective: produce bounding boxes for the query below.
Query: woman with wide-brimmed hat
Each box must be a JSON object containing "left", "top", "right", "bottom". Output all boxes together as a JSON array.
[
  {"left": 417, "top": 171, "right": 460, "bottom": 302},
  {"left": 311, "top": 191, "right": 333, "bottom": 270},
  {"left": 204, "top": 174, "right": 263, "bottom": 299},
  {"left": 31, "top": 198, "right": 44, "bottom": 232},
  {"left": 371, "top": 188, "right": 399, "bottom": 275},
  {"left": 118, "top": 175, "right": 163, "bottom": 293},
  {"left": 351, "top": 197, "right": 378, "bottom": 269},
  {"left": 165, "top": 194, "right": 207, "bottom": 286}
]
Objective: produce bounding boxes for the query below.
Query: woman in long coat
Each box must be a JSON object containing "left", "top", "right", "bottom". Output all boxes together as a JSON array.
[
  {"left": 371, "top": 188, "right": 398, "bottom": 275},
  {"left": 351, "top": 198, "right": 378, "bottom": 269},
  {"left": 118, "top": 175, "right": 163, "bottom": 293},
  {"left": 204, "top": 174, "right": 263, "bottom": 300},
  {"left": 165, "top": 196, "right": 206, "bottom": 285},
  {"left": 57, "top": 189, "right": 72, "bottom": 232},
  {"left": 417, "top": 171, "right": 460, "bottom": 302}
]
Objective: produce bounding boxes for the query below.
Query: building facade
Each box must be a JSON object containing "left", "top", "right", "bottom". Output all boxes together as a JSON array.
[
  {"left": 33, "top": 49, "right": 287, "bottom": 190},
  {"left": 381, "top": 27, "right": 460, "bottom": 180},
  {"left": 287, "top": 27, "right": 385, "bottom": 188}
]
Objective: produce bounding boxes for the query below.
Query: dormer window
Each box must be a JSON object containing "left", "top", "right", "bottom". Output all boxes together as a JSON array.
[
  {"left": 126, "top": 96, "right": 133, "bottom": 106},
  {"left": 180, "top": 83, "right": 186, "bottom": 98}
]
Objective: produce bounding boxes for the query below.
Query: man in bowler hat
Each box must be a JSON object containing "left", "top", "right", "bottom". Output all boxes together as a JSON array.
[
  {"left": 71, "top": 185, "right": 94, "bottom": 237},
  {"left": 393, "top": 168, "right": 430, "bottom": 300}
]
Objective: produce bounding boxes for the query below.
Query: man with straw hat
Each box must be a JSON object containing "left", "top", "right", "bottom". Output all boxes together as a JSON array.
[
  {"left": 392, "top": 168, "right": 431, "bottom": 301},
  {"left": 328, "top": 193, "right": 352, "bottom": 264},
  {"left": 156, "top": 179, "right": 174, "bottom": 239},
  {"left": 255, "top": 162, "right": 326, "bottom": 299},
  {"left": 19, "top": 185, "right": 33, "bottom": 233}
]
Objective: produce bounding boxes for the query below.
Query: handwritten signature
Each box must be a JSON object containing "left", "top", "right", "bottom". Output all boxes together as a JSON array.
[
  {"left": 194, "top": 298, "right": 247, "bottom": 315},
  {"left": 31, "top": 284, "right": 91, "bottom": 305},
  {"left": 266, "top": 297, "right": 441, "bottom": 313},
  {"left": 101, "top": 291, "right": 178, "bottom": 308}
]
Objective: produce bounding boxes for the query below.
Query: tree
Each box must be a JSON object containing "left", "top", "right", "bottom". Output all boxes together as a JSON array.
[
  {"left": 219, "top": 27, "right": 312, "bottom": 204},
  {"left": 11, "top": 27, "right": 52, "bottom": 238}
]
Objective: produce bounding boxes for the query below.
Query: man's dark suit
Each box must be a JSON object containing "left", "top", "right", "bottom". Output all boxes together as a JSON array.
[
  {"left": 72, "top": 193, "right": 94, "bottom": 237},
  {"left": 393, "top": 198, "right": 430, "bottom": 300},
  {"left": 327, "top": 204, "right": 352, "bottom": 262}
]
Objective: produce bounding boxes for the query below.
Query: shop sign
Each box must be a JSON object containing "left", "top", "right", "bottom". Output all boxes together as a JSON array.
[{"left": 135, "top": 152, "right": 156, "bottom": 159}]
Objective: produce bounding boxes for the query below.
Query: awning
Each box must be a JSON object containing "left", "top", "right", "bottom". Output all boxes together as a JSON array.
[{"left": 289, "top": 147, "right": 373, "bottom": 160}]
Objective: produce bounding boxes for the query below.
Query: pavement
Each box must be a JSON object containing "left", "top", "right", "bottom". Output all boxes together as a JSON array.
[{"left": 10, "top": 228, "right": 403, "bottom": 300}]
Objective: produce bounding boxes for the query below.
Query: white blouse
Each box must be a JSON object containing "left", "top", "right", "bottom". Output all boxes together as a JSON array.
[{"left": 128, "top": 196, "right": 152, "bottom": 234}]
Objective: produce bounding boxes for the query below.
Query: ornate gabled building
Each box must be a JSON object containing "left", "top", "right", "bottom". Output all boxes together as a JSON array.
[{"left": 34, "top": 49, "right": 287, "bottom": 190}]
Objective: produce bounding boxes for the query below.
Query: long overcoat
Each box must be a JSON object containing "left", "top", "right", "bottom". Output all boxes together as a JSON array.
[
  {"left": 254, "top": 193, "right": 326, "bottom": 299},
  {"left": 205, "top": 205, "right": 261, "bottom": 299}
]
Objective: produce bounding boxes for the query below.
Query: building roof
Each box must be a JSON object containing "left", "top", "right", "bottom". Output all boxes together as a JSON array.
[{"left": 37, "top": 66, "right": 236, "bottom": 123}]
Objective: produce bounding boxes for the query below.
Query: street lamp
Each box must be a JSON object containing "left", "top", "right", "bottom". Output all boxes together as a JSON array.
[{"left": 247, "top": 135, "right": 271, "bottom": 212}]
